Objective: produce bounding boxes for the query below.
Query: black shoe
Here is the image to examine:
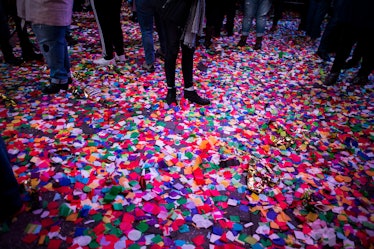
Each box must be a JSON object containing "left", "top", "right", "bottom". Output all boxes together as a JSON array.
[
  {"left": 42, "top": 83, "right": 69, "bottom": 94},
  {"left": 254, "top": 37, "right": 263, "bottom": 50},
  {"left": 316, "top": 51, "right": 330, "bottom": 61},
  {"left": 184, "top": 90, "right": 210, "bottom": 105},
  {"left": 324, "top": 72, "right": 339, "bottom": 86},
  {"left": 237, "top": 36, "right": 247, "bottom": 47},
  {"left": 342, "top": 59, "right": 360, "bottom": 69},
  {"left": 352, "top": 75, "right": 368, "bottom": 86},
  {"left": 23, "top": 52, "right": 43, "bottom": 62},
  {"left": 4, "top": 56, "right": 23, "bottom": 66},
  {"left": 165, "top": 88, "right": 177, "bottom": 105}
]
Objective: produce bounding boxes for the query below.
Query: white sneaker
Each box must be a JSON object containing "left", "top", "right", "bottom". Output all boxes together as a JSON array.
[
  {"left": 115, "top": 54, "right": 126, "bottom": 62},
  {"left": 93, "top": 57, "right": 116, "bottom": 66}
]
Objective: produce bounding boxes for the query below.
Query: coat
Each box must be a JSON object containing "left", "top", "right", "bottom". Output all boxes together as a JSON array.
[{"left": 17, "top": 0, "right": 73, "bottom": 26}]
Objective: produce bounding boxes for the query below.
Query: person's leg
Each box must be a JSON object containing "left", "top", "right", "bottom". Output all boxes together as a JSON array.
[
  {"left": 238, "top": 0, "right": 256, "bottom": 46},
  {"left": 0, "top": 136, "right": 22, "bottom": 222},
  {"left": 111, "top": 0, "right": 125, "bottom": 57},
  {"left": 32, "top": 24, "right": 70, "bottom": 93},
  {"left": 307, "top": 0, "right": 330, "bottom": 39},
  {"left": 136, "top": 0, "right": 155, "bottom": 67},
  {"left": 317, "top": 11, "right": 338, "bottom": 61},
  {"left": 224, "top": 0, "right": 236, "bottom": 36},
  {"left": 271, "top": 0, "right": 283, "bottom": 31},
  {"left": 353, "top": 33, "right": 374, "bottom": 85},
  {"left": 0, "top": 1, "right": 21, "bottom": 65},
  {"left": 91, "top": 0, "right": 115, "bottom": 61},
  {"left": 254, "top": 0, "right": 271, "bottom": 49}
]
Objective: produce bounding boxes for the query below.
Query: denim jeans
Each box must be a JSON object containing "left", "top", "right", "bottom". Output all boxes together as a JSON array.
[
  {"left": 32, "top": 24, "right": 70, "bottom": 84},
  {"left": 0, "top": 136, "right": 22, "bottom": 220},
  {"left": 241, "top": 0, "right": 271, "bottom": 37},
  {"left": 135, "top": 0, "right": 166, "bottom": 65}
]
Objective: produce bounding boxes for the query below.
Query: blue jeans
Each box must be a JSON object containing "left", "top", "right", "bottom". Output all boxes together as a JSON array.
[
  {"left": 241, "top": 0, "right": 271, "bottom": 37},
  {"left": 135, "top": 0, "right": 166, "bottom": 65},
  {"left": 0, "top": 136, "right": 22, "bottom": 220},
  {"left": 32, "top": 24, "right": 70, "bottom": 84}
]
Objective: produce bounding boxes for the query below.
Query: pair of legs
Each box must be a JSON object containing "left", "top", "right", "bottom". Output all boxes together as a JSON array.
[
  {"left": 0, "top": 136, "right": 22, "bottom": 222},
  {"left": 91, "top": 0, "right": 125, "bottom": 64},
  {"left": 163, "top": 21, "right": 210, "bottom": 106},
  {"left": 32, "top": 24, "right": 71, "bottom": 93},
  {"left": 238, "top": 0, "right": 271, "bottom": 49},
  {"left": 135, "top": 0, "right": 166, "bottom": 71},
  {"left": 305, "top": 0, "right": 331, "bottom": 39}
]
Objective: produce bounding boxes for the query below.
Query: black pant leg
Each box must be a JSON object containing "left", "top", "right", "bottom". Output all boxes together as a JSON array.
[
  {"left": 181, "top": 44, "right": 194, "bottom": 88},
  {"left": 164, "top": 21, "right": 182, "bottom": 88},
  {"left": 92, "top": 0, "right": 114, "bottom": 58},
  {"left": 111, "top": 0, "right": 125, "bottom": 56}
]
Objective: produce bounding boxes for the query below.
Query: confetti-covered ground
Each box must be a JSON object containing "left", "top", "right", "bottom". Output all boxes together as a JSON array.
[{"left": 1, "top": 6, "right": 373, "bottom": 249}]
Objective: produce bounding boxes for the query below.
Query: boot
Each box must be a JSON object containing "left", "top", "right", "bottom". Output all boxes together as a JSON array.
[
  {"left": 324, "top": 72, "right": 339, "bottom": 86},
  {"left": 254, "top": 37, "right": 263, "bottom": 50},
  {"left": 237, "top": 36, "right": 248, "bottom": 47},
  {"left": 184, "top": 90, "right": 210, "bottom": 105},
  {"left": 42, "top": 78, "right": 71, "bottom": 94},
  {"left": 165, "top": 88, "right": 177, "bottom": 105},
  {"left": 352, "top": 75, "right": 368, "bottom": 86},
  {"left": 204, "top": 26, "right": 214, "bottom": 48}
]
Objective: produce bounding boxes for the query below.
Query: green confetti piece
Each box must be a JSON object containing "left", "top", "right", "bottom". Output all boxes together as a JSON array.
[
  {"left": 112, "top": 203, "right": 123, "bottom": 211},
  {"left": 261, "top": 239, "right": 272, "bottom": 247},
  {"left": 179, "top": 224, "right": 190, "bottom": 233},
  {"left": 88, "top": 240, "right": 100, "bottom": 249},
  {"left": 185, "top": 151, "right": 193, "bottom": 159},
  {"left": 92, "top": 213, "right": 103, "bottom": 222},
  {"left": 230, "top": 215, "right": 240, "bottom": 222},
  {"left": 128, "top": 244, "right": 141, "bottom": 249},
  {"left": 177, "top": 198, "right": 187, "bottom": 205},
  {"left": 238, "top": 233, "right": 248, "bottom": 242},
  {"left": 83, "top": 186, "right": 92, "bottom": 193},
  {"left": 59, "top": 203, "right": 73, "bottom": 217},
  {"left": 126, "top": 204, "right": 136, "bottom": 212},
  {"left": 136, "top": 222, "right": 149, "bottom": 232},
  {"left": 152, "top": 235, "right": 163, "bottom": 243}
]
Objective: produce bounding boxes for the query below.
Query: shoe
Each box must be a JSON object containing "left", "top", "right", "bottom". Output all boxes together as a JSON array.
[
  {"left": 270, "top": 25, "right": 277, "bottom": 32},
  {"left": 352, "top": 75, "right": 368, "bottom": 86},
  {"left": 237, "top": 36, "right": 247, "bottom": 47},
  {"left": 4, "top": 56, "right": 23, "bottom": 66},
  {"left": 155, "top": 49, "right": 165, "bottom": 60},
  {"left": 142, "top": 61, "right": 155, "bottom": 72},
  {"left": 165, "top": 88, "right": 177, "bottom": 105},
  {"left": 93, "top": 57, "right": 116, "bottom": 66},
  {"left": 115, "top": 54, "right": 126, "bottom": 62},
  {"left": 184, "top": 90, "right": 210, "bottom": 105},
  {"left": 42, "top": 82, "right": 69, "bottom": 94},
  {"left": 23, "top": 52, "right": 43, "bottom": 62},
  {"left": 316, "top": 51, "right": 330, "bottom": 61},
  {"left": 342, "top": 58, "right": 360, "bottom": 69},
  {"left": 254, "top": 37, "right": 263, "bottom": 50},
  {"left": 324, "top": 72, "right": 339, "bottom": 86}
]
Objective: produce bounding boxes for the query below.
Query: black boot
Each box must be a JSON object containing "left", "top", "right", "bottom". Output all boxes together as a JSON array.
[
  {"left": 42, "top": 78, "right": 71, "bottom": 94},
  {"left": 22, "top": 51, "right": 43, "bottom": 62},
  {"left": 165, "top": 88, "right": 177, "bottom": 105},
  {"left": 237, "top": 36, "right": 248, "bottom": 47},
  {"left": 352, "top": 75, "right": 368, "bottom": 86},
  {"left": 254, "top": 37, "right": 263, "bottom": 50},
  {"left": 184, "top": 90, "right": 210, "bottom": 105},
  {"left": 324, "top": 72, "right": 339, "bottom": 86}
]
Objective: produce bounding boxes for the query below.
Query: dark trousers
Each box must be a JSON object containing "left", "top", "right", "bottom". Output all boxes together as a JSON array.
[
  {"left": 305, "top": 0, "right": 331, "bottom": 39},
  {"left": 0, "top": 136, "right": 22, "bottom": 221},
  {"left": 163, "top": 21, "right": 194, "bottom": 89},
  {"left": 206, "top": 0, "right": 224, "bottom": 36},
  {"left": 0, "top": 0, "right": 13, "bottom": 60},
  {"left": 272, "top": 0, "right": 284, "bottom": 26},
  {"left": 91, "top": 0, "right": 124, "bottom": 59},
  {"left": 220, "top": 0, "right": 236, "bottom": 34},
  {"left": 331, "top": 25, "right": 374, "bottom": 78}
]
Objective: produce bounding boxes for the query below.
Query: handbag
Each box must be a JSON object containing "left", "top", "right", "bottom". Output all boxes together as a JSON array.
[{"left": 159, "top": 0, "right": 190, "bottom": 25}]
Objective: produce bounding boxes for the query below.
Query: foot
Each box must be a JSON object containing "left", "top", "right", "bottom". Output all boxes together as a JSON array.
[
  {"left": 115, "top": 54, "right": 126, "bottom": 62},
  {"left": 270, "top": 25, "right": 277, "bottom": 32},
  {"left": 42, "top": 83, "right": 69, "bottom": 94},
  {"left": 352, "top": 75, "right": 368, "bottom": 86},
  {"left": 324, "top": 72, "right": 339, "bottom": 86},
  {"left": 316, "top": 51, "right": 330, "bottom": 61},
  {"left": 165, "top": 88, "right": 177, "bottom": 105},
  {"left": 342, "top": 59, "right": 360, "bottom": 69},
  {"left": 184, "top": 90, "right": 210, "bottom": 105},
  {"left": 237, "top": 36, "right": 247, "bottom": 47},
  {"left": 254, "top": 37, "right": 263, "bottom": 50},
  {"left": 93, "top": 57, "right": 116, "bottom": 66},
  {"left": 4, "top": 57, "right": 23, "bottom": 66},
  {"left": 142, "top": 61, "right": 155, "bottom": 72},
  {"left": 23, "top": 52, "right": 43, "bottom": 62}
]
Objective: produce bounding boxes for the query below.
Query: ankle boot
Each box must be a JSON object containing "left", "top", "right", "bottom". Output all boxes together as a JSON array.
[
  {"left": 165, "top": 88, "right": 177, "bottom": 105},
  {"left": 254, "top": 37, "right": 263, "bottom": 50},
  {"left": 184, "top": 90, "right": 210, "bottom": 105},
  {"left": 237, "top": 36, "right": 248, "bottom": 47},
  {"left": 204, "top": 26, "right": 214, "bottom": 48},
  {"left": 324, "top": 72, "right": 339, "bottom": 86}
]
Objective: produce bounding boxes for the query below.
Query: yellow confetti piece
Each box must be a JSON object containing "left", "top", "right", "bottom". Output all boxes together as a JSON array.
[
  {"left": 306, "top": 212, "right": 318, "bottom": 222},
  {"left": 66, "top": 213, "right": 78, "bottom": 222},
  {"left": 38, "top": 235, "right": 46, "bottom": 245},
  {"left": 338, "top": 214, "right": 348, "bottom": 222}
]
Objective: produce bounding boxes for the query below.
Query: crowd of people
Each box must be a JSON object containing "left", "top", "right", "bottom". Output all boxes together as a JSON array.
[{"left": 0, "top": 0, "right": 373, "bottom": 102}]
